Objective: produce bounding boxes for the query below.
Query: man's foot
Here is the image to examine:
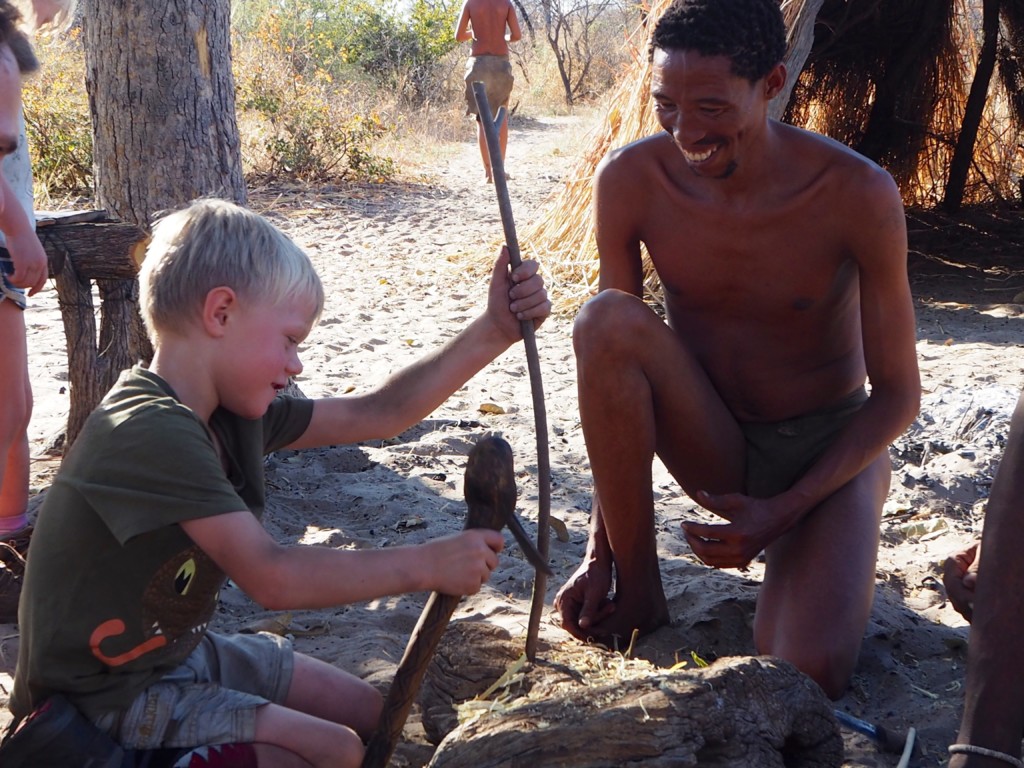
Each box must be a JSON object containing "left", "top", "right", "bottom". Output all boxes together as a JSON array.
[
  {"left": 555, "top": 553, "right": 670, "bottom": 647},
  {"left": 0, "top": 525, "right": 32, "bottom": 623},
  {"left": 580, "top": 595, "right": 671, "bottom": 650}
]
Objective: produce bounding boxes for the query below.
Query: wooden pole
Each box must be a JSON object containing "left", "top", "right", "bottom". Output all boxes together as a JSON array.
[{"left": 471, "top": 82, "right": 551, "bottom": 663}]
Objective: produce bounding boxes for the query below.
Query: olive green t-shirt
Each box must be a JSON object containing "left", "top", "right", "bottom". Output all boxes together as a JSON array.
[{"left": 11, "top": 366, "right": 314, "bottom": 719}]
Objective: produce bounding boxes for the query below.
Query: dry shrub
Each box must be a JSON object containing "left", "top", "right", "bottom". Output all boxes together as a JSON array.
[
  {"left": 233, "top": 31, "right": 398, "bottom": 184},
  {"left": 21, "top": 30, "right": 93, "bottom": 207}
]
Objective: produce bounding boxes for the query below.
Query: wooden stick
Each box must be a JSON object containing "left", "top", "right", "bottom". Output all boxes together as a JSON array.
[
  {"left": 471, "top": 82, "right": 552, "bottom": 663},
  {"left": 361, "top": 437, "right": 525, "bottom": 768}
]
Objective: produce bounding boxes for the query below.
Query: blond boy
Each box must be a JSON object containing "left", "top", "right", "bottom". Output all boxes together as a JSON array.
[{"left": 10, "top": 198, "right": 550, "bottom": 767}]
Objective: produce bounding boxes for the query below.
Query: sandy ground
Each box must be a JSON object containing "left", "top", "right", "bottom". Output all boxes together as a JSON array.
[{"left": 4, "top": 108, "right": 1024, "bottom": 766}]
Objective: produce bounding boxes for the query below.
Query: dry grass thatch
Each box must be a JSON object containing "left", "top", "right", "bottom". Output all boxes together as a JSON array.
[
  {"left": 519, "top": 0, "right": 669, "bottom": 312},
  {"left": 523, "top": 0, "right": 1024, "bottom": 310}
]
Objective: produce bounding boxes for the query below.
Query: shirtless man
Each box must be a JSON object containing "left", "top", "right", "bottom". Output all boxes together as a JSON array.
[
  {"left": 552, "top": 0, "right": 920, "bottom": 700},
  {"left": 943, "top": 389, "right": 1024, "bottom": 768},
  {"left": 455, "top": 0, "right": 521, "bottom": 183}
]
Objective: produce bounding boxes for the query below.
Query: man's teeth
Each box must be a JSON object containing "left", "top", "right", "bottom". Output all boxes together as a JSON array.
[{"left": 683, "top": 146, "right": 715, "bottom": 162}]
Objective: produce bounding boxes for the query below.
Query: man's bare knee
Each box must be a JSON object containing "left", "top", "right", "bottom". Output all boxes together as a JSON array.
[{"left": 573, "top": 290, "right": 650, "bottom": 357}]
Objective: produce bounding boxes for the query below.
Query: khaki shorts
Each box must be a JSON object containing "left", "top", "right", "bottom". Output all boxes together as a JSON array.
[
  {"left": 464, "top": 55, "right": 514, "bottom": 116},
  {"left": 741, "top": 387, "right": 868, "bottom": 499},
  {"left": 92, "top": 631, "right": 294, "bottom": 750}
]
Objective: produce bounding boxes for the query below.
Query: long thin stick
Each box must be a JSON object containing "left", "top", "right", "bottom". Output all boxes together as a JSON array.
[{"left": 471, "top": 82, "right": 551, "bottom": 662}]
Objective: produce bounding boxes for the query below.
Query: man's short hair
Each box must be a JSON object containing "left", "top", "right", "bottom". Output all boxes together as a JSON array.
[
  {"left": 0, "top": 1, "right": 37, "bottom": 74},
  {"left": 140, "top": 199, "right": 325, "bottom": 338},
  {"left": 650, "top": 0, "right": 786, "bottom": 82}
]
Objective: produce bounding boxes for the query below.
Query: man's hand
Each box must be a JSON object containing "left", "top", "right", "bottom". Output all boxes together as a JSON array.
[
  {"left": 554, "top": 548, "right": 616, "bottom": 640},
  {"left": 6, "top": 228, "right": 47, "bottom": 296},
  {"left": 485, "top": 246, "right": 550, "bottom": 343},
  {"left": 943, "top": 540, "right": 979, "bottom": 622},
  {"left": 681, "top": 491, "right": 785, "bottom": 570}
]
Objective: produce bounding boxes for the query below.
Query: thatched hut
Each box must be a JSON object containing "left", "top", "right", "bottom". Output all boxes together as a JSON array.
[{"left": 523, "top": 0, "right": 1024, "bottom": 308}]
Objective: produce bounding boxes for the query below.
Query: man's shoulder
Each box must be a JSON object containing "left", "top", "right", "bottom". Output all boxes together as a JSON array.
[
  {"left": 600, "top": 134, "right": 671, "bottom": 178},
  {"left": 466, "top": 0, "right": 513, "bottom": 12},
  {"left": 777, "top": 122, "right": 898, "bottom": 199},
  {"left": 780, "top": 122, "right": 889, "bottom": 176}
]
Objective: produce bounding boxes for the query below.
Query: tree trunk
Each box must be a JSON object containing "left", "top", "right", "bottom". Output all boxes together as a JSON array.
[
  {"left": 772, "top": 0, "right": 826, "bottom": 120},
  {"left": 81, "top": 0, "right": 246, "bottom": 223},
  {"left": 942, "top": 0, "right": 1002, "bottom": 212},
  {"left": 59, "top": 0, "right": 246, "bottom": 447},
  {"left": 420, "top": 623, "right": 842, "bottom": 768}
]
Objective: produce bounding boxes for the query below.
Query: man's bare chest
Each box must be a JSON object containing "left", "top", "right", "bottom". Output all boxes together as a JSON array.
[{"left": 639, "top": 209, "right": 854, "bottom": 317}]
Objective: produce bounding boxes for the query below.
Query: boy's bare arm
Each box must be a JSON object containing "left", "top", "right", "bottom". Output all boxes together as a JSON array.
[
  {"left": 181, "top": 509, "right": 505, "bottom": 610},
  {"left": 289, "top": 248, "right": 549, "bottom": 449}
]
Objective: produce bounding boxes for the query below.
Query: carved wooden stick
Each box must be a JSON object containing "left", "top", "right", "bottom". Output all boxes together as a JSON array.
[
  {"left": 470, "top": 82, "right": 552, "bottom": 663},
  {"left": 361, "top": 436, "right": 549, "bottom": 768}
]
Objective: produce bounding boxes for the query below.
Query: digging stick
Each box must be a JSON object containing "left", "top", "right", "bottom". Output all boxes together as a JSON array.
[
  {"left": 471, "top": 82, "right": 552, "bottom": 663},
  {"left": 361, "top": 436, "right": 552, "bottom": 768}
]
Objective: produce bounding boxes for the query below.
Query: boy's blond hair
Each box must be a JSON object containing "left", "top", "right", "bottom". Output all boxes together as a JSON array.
[{"left": 140, "top": 199, "right": 325, "bottom": 338}]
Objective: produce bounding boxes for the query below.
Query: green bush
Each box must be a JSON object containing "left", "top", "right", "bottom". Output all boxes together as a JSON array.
[
  {"left": 233, "top": 0, "right": 461, "bottom": 105},
  {"left": 233, "top": 19, "right": 397, "bottom": 183}
]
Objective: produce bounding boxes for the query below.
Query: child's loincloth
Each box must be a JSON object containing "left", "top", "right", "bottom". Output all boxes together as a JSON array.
[{"left": 464, "top": 55, "right": 514, "bottom": 116}]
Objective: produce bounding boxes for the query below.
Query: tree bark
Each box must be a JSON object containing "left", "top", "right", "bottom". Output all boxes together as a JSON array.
[
  {"left": 57, "top": 0, "right": 246, "bottom": 447},
  {"left": 772, "top": 0, "right": 826, "bottom": 121},
  {"left": 420, "top": 623, "right": 842, "bottom": 768},
  {"left": 81, "top": 0, "right": 246, "bottom": 223},
  {"left": 38, "top": 212, "right": 149, "bottom": 444}
]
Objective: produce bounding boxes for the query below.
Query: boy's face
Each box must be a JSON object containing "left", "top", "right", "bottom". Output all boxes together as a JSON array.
[{"left": 216, "top": 295, "right": 317, "bottom": 419}]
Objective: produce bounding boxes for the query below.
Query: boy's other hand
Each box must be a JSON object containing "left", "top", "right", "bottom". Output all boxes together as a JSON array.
[
  {"left": 7, "top": 229, "right": 48, "bottom": 295},
  {"left": 486, "top": 246, "right": 550, "bottom": 343},
  {"left": 425, "top": 528, "right": 504, "bottom": 595}
]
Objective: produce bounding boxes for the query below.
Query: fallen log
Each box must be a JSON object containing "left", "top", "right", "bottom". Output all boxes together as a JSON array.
[{"left": 420, "top": 622, "right": 842, "bottom": 768}]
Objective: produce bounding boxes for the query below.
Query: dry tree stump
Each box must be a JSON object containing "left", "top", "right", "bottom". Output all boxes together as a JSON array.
[
  {"left": 37, "top": 210, "right": 151, "bottom": 448},
  {"left": 419, "top": 622, "right": 842, "bottom": 768}
]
